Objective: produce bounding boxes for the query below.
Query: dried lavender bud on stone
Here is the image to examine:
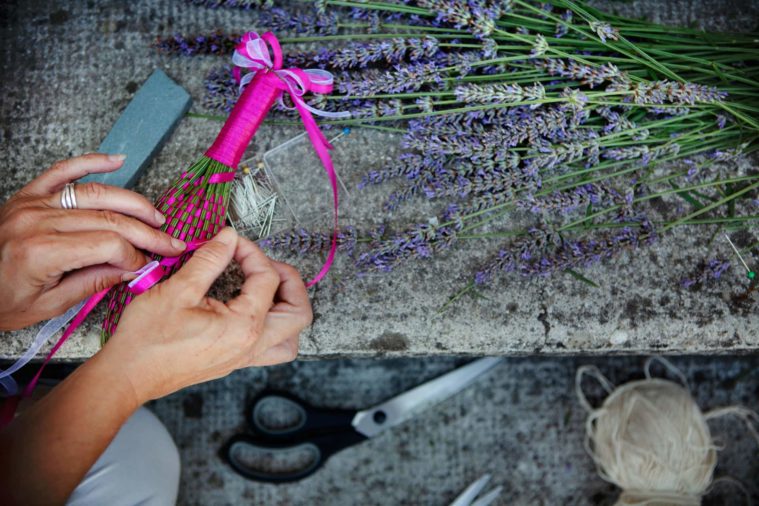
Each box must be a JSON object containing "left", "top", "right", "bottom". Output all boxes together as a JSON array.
[{"left": 681, "top": 258, "right": 731, "bottom": 288}]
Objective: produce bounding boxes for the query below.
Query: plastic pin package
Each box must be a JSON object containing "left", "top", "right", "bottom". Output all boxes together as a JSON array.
[{"left": 232, "top": 130, "right": 351, "bottom": 239}]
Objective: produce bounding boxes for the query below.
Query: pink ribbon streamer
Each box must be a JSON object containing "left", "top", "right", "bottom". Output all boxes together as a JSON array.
[{"left": 225, "top": 31, "right": 349, "bottom": 287}]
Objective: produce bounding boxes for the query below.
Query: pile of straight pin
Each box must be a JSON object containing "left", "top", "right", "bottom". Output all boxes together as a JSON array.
[{"left": 230, "top": 164, "right": 280, "bottom": 239}]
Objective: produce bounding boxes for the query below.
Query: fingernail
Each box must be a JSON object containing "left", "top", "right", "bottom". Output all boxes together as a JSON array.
[
  {"left": 214, "top": 227, "right": 237, "bottom": 246},
  {"left": 171, "top": 238, "right": 186, "bottom": 250},
  {"left": 154, "top": 211, "right": 166, "bottom": 225},
  {"left": 108, "top": 153, "right": 127, "bottom": 162},
  {"left": 121, "top": 272, "right": 138, "bottom": 282}
]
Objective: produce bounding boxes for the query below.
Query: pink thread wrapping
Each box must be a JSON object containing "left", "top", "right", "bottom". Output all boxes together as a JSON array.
[
  {"left": 209, "top": 172, "right": 235, "bottom": 183},
  {"left": 205, "top": 72, "right": 281, "bottom": 169}
]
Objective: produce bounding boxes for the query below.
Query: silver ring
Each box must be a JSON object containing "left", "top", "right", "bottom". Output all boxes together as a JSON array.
[{"left": 61, "top": 183, "right": 78, "bottom": 210}]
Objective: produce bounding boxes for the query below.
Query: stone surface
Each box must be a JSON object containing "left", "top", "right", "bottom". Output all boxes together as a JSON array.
[
  {"left": 0, "top": 0, "right": 758, "bottom": 360},
  {"left": 149, "top": 355, "right": 759, "bottom": 505}
]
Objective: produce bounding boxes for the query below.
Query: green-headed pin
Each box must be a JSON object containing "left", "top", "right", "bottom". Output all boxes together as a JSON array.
[{"left": 725, "top": 234, "right": 756, "bottom": 280}]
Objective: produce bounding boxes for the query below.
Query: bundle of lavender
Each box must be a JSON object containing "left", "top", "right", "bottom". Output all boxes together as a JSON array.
[{"left": 159, "top": 0, "right": 759, "bottom": 294}]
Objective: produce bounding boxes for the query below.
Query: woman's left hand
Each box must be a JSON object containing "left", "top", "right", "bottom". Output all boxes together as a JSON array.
[{"left": 0, "top": 153, "right": 187, "bottom": 330}]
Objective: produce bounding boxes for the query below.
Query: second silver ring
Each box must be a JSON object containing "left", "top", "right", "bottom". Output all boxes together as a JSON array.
[{"left": 61, "top": 183, "right": 78, "bottom": 210}]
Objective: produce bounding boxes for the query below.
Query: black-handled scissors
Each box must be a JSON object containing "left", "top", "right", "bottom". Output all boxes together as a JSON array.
[{"left": 220, "top": 357, "right": 502, "bottom": 483}]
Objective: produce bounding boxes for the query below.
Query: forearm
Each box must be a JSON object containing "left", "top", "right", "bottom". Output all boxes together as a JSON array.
[{"left": 0, "top": 348, "right": 141, "bottom": 506}]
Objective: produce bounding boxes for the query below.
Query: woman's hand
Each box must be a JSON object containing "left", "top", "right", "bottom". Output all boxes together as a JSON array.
[
  {"left": 101, "top": 227, "right": 312, "bottom": 403},
  {"left": 0, "top": 227, "right": 309, "bottom": 506},
  {"left": 0, "top": 154, "right": 187, "bottom": 330}
]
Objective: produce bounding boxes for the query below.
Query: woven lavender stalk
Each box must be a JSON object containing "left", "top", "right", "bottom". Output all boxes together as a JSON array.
[{"left": 102, "top": 33, "right": 284, "bottom": 343}]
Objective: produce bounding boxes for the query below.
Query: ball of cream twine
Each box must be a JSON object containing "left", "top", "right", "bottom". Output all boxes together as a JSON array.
[{"left": 577, "top": 357, "right": 758, "bottom": 506}]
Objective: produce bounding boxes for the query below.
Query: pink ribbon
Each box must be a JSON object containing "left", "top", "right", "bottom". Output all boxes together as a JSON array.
[
  {"left": 208, "top": 172, "right": 236, "bottom": 184},
  {"left": 230, "top": 32, "right": 349, "bottom": 287},
  {"left": 125, "top": 241, "right": 205, "bottom": 294}
]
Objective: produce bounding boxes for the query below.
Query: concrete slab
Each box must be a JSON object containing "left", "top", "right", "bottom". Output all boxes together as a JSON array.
[
  {"left": 0, "top": 0, "right": 757, "bottom": 359},
  {"left": 149, "top": 355, "right": 759, "bottom": 505}
]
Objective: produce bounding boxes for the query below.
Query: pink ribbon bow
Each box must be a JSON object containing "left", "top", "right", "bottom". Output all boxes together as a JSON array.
[
  {"left": 233, "top": 32, "right": 349, "bottom": 121},
  {"left": 231, "top": 31, "right": 349, "bottom": 287}
]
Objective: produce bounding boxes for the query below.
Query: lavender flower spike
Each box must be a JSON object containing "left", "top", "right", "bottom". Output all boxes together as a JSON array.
[
  {"left": 330, "top": 37, "right": 439, "bottom": 69},
  {"left": 538, "top": 59, "right": 621, "bottom": 88},
  {"left": 531, "top": 34, "right": 550, "bottom": 57},
  {"left": 588, "top": 21, "right": 619, "bottom": 42},
  {"left": 475, "top": 218, "right": 656, "bottom": 285},
  {"left": 417, "top": 0, "right": 506, "bottom": 38},
  {"left": 259, "top": 8, "right": 339, "bottom": 35},
  {"left": 632, "top": 81, "right": 728, "bottom": 105},
  {"left": 603, "top": 145, "right": 649, "bottom": 161},
  {"left": 154, "top": 32, "right": 240, "bottom": 56},
  {"left": 524, "top": 83, "right": 546, "bottom": 105},
  {"left": 338, "top": 63, "right": 442, "bottom": 96},
  {"left": 203, "top": 65, "right": 238, "bottom": 113},
  {"left": 555, "top": 10, "right": 572, "bottom": 38},
  {"left": 260, "top": 227, "right": 358, "bottom": 256},
  {"left": 356, "top": 223, "right": 456, "bottom": 273},
  {"left": 455, "top": 83, "right": 524, "bottom": 104}
]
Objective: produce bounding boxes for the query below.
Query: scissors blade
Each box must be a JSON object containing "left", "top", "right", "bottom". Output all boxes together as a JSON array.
[
  {"left": 351, "top": 357, "right": 502, "bottom": 438},
  {"left": 470, "top": 486, "right": 502, "bottom": 506},
  {"left": 450, "top": 474, "right": 492, "bottom": 506}
]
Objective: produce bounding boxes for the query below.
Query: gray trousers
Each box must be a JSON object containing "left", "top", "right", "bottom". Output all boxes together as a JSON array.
[{"left": 67, "top": 407, "right": 181, "bottom": 506}]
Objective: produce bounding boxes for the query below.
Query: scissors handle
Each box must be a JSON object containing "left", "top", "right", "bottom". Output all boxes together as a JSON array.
[
  {"left": 221, "top": 429, "right": 367, "bottom": 483},
  {"left": 248, "top": 391, "right": 356, "bottom": 438}
]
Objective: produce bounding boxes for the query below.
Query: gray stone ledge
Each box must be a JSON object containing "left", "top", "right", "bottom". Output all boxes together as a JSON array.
[{"left": 1, "top": 0, "right": 757, "bottom": 359}]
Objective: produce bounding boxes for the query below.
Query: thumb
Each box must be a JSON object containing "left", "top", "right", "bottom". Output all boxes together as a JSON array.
[{"left": 164, "top": 227, "right": 238, "bottom": 304}]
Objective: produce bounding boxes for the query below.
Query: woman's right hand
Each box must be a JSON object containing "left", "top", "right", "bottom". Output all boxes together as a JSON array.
[{"left": 100, "top": 227, "right": 311, "bottom": 403}]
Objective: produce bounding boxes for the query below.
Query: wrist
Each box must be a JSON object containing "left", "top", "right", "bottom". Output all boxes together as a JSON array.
[{"left": 90, "top": 340, "right": 147, "bottom": 410}]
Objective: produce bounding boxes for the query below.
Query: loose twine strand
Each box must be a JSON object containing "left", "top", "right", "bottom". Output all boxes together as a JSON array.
[{"left": 576, "top": 357, "right": 759, "bottom": 506}]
